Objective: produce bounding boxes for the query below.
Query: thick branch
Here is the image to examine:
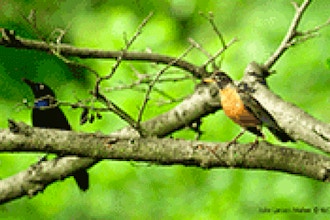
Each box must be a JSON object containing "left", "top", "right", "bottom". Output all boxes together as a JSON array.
[
  {"left": 1, "top": 1, "right": 328, "bottom": 203},
  {"left": 3, "top": 62, "right": 330, "bottom": 203},
  {"left": 1, "top": 122, "right": 330, "bottom": 204},
  {"left": 2, "top": 61, "right": 330, "bottom": 203},
  {"left": 112, "top": 84, "right": 219, "bottom": 138},
  {"left": 0, "top": 84, "right": 218, "bottom": 202},
  {"left": 242, "top": 62, "right": 330, "bottom": 153},
  {"left": 0, "top": 155, "right": 94, "bottom": 204}
]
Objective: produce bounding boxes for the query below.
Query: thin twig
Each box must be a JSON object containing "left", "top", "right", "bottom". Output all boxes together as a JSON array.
[
  {"left": 201, "top": 38, "right": 238, "bottom": 70},
  {"left": 17, "top": 96, "right": 110, "bottom": 113},
  {"left": 102, "top": 12, "right": 154, "bottom": 81},
  {"left": 200, "top": 11, "right": 227, "bottom": 48},
  {"left": 91, "top": 13, "right": 154, "bottom": 129},
  {"left": 199, "top": 11, "right": 229, "bottom": 71},
  {"left": 299, "top": 18, "right": 330, "bottom": 37},
  {"left": 60, "top": 101, "right": 109, "bottom": 112},
  {"left": 18, "top": 9, "right": 46, "bottom": 42},
  {"left": 21, "top": 11, "right": 100, "bottom": 78},
  {"left": 264, "top": 0, "right": 311, "bottom": 70},
  {"left": 96, "top": 93, "right": 138, "bottom": 128},
  {"left": 136, "top": 44, "right": 195, "bottom": 131},
  {"left": 188, "top": 38, "right": 213, "bottom": 59},
  {"left": 152, "top": 87, "right": 176, "bottom": 101},
  {"left": 104, "top": 76, "right": 192, "bottom": 92},
  {"left": 287, "top": 32, "right": 319, "bottom": 46},
  {"left": 156, "top": 96, "right": 186, "bottom": 106}
]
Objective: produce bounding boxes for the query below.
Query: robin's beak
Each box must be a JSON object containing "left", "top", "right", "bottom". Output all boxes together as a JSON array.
[{"left": 202, "top": 78, "right": 215, "bottom": 83}]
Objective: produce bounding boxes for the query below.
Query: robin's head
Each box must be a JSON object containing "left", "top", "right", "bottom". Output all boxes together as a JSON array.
[{"left": 203, "top": 71, "right": 233, "bottom": 89}]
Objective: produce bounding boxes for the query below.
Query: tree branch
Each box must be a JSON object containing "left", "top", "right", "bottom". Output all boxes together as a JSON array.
[
  {"left": 242, "top": 62, "right": 330, "bottom": 153},
  {"left": 0, "top": 28, "right": 206, "bottom": 78},
  {"left": 0, "top": 84, "right": 218, "bottom": 203},
  {"left": 1, "top": 1, "right": 329, "bottom": 205},
  {"left": 136, "top": 44, "right": 195, "bottom": 131},
  {"left": 1, "top": 120, "right": 330, "bottom": 204},
  {"left": 2, "top": 74, "right": 330, "bottom": 204},
  {"left": 264, "top": 0, "right": 311, "bottom": 70}
]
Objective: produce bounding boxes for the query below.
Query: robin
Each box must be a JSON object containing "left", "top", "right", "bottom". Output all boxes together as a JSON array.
[{"left": 203, "top": 71, "right": 295, "bottom": 145}]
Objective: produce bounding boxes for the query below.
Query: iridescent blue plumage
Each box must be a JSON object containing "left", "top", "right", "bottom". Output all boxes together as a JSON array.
[{"left": 34, "top": 100, "right": 49, "bottom": 108}]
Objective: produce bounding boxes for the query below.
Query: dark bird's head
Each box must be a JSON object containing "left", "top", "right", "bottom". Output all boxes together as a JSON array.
[
  {"left": 22, "top": 78, "right": 56, "bottom": 107},
  {"left": 22, "top": 78, "right": 55, "bottom": 98},
  {"left": 203, "top": 71, "right": 233, "bottom": 89}
]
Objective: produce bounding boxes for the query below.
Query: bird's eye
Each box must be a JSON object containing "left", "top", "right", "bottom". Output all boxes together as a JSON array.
[{"left": 39, "top": 84, "right": 44, "bottom": 90}]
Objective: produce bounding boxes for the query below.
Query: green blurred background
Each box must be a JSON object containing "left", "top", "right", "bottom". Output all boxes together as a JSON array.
[{"left": 1, "top": 0, "right": 330, "bottom": 219}]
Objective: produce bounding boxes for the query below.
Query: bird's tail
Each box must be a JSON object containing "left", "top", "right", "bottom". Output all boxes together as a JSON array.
[
  {"left": 73, "top": 169, "right": 89, "bottom": 191},
  {"left": 268, "top": 127, "right": 295, "bottom": 142}
]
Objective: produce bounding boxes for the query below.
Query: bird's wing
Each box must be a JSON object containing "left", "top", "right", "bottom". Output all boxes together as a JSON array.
[
  {"left": 33, "top": 107, "right": 71, "bottom": 130},
  {"left": 237, "top": 83, "right": 294, "bottom": 142},
  {"left": 237, "top": 83, "right": 278, "bottom": 128}
]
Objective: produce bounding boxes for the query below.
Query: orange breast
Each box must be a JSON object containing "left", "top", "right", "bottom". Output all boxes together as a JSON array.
[{"left": 219, "top": 86, "right": 260, "bottom": 127}]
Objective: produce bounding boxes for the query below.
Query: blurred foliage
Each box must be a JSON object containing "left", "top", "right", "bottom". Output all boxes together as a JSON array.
[{"left": 0, "top": 0, "right": 330, "bottom": 219}]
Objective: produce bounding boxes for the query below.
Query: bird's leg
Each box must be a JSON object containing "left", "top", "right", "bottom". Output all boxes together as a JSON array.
[
  {"left": 248, "top": 132, "right": 264, "bottom": 152},
  {"left": 248, "top": 138, "right": 259, "bottom": 152},
  {"left": 206, "top": 129, "right": 246, "bottom": 163},
  {"left": 207, "top": 129, "right": 246, "bottom": 158},
  {"left": 225, "top": 129, "right": 246, "bottom": 148}
]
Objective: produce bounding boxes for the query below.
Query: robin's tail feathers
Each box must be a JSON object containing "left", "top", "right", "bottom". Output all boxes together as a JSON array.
[{"left": 268, "top": 127, "right": 295, "bottom": 142}]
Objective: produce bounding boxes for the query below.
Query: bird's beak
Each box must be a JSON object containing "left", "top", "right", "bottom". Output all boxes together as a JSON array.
[
  {"left": 22, "top": 78, "right": 34, "bottom": 87},
  {"left": 202, "top": 78, "right": 215, "bottom": 83}
]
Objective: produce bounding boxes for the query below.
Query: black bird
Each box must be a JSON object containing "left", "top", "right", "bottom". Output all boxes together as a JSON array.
[{"left": 23, "top": 78, "right": 89, "bottom": 191}]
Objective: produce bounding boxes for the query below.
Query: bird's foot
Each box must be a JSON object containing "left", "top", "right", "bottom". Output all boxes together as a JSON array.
[
  {"left": 248, "top": 138, "right": 259, "bottom": 152},
  {"left": 226, "top": 129, "right": 246, "bottom": 149},
  {"left": 225, "top": 139, "right": 237, "bottom": 149}
]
